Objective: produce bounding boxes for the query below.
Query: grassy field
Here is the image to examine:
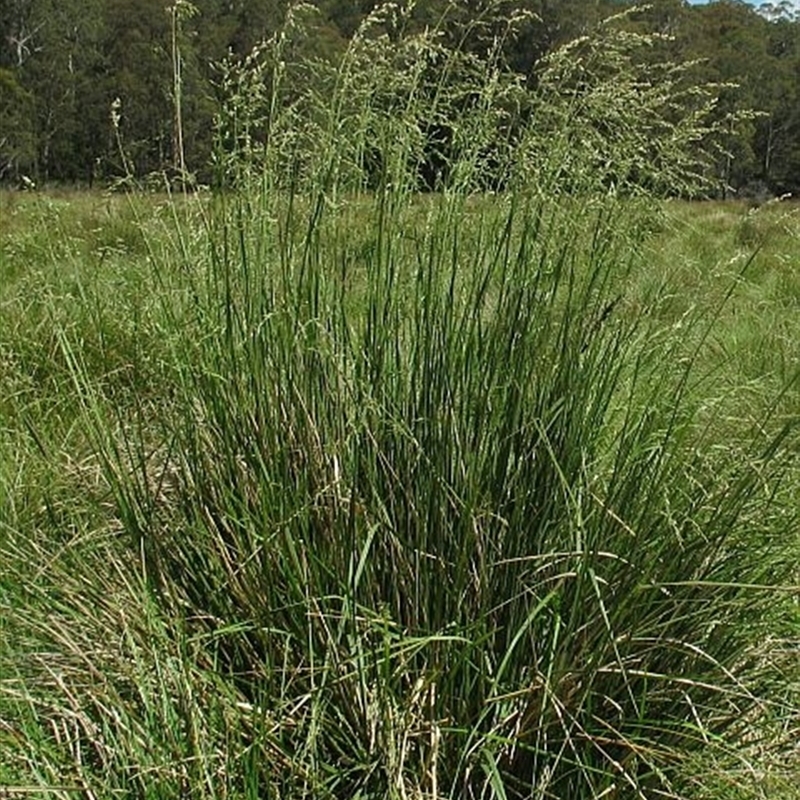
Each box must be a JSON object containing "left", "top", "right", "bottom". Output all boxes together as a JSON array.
[{"left": 1, "top": 187, "right": 799, "bottom": 799}]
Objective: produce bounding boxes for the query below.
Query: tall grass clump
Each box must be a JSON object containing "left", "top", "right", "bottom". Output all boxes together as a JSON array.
[{"left": 2, "top": 4, "right": 798, "bottom": 799}]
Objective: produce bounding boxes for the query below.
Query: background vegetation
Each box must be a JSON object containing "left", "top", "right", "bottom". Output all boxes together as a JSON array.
[{"left": 1, "top": 0, "right": 800, "bottom": 196}]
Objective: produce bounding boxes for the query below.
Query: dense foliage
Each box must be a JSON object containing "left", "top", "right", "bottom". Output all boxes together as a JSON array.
[{"left": 1, "top": 0, "right": 800, "bottom": 195}]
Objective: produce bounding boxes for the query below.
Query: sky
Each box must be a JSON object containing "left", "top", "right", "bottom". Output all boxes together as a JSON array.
[
  {"left": 685, "top": 0, "right": 800, "bottom": 12},
  {"left": 685, "top": 0, "right": 799, "bottom": 6}
]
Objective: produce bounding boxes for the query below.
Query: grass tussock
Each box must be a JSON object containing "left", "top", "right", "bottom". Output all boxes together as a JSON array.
[{"left": 2, "top": 5, "right": 800, "bottom": 799}]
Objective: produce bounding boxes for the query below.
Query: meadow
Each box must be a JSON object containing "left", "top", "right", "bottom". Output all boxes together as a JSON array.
[
  {"left": 1, "top": 11, "right": 800, "bottom": 798},
  {"left": 0, "top": 185, "right": 798, "bottom": 799}
]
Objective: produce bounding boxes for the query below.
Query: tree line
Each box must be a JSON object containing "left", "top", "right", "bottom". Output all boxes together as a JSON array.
[{"left": 1, "top": 0, "right": 799, "bottom": 196}]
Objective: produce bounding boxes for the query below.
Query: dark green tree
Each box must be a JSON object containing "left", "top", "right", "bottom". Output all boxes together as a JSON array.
[{"left": 0, "top": 67, "right": 36, "bottom": 180}]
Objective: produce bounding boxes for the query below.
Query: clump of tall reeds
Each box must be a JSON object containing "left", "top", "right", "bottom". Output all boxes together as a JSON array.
[{"left": 2, "top": 4, "right": 798, "bottom": 799}]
